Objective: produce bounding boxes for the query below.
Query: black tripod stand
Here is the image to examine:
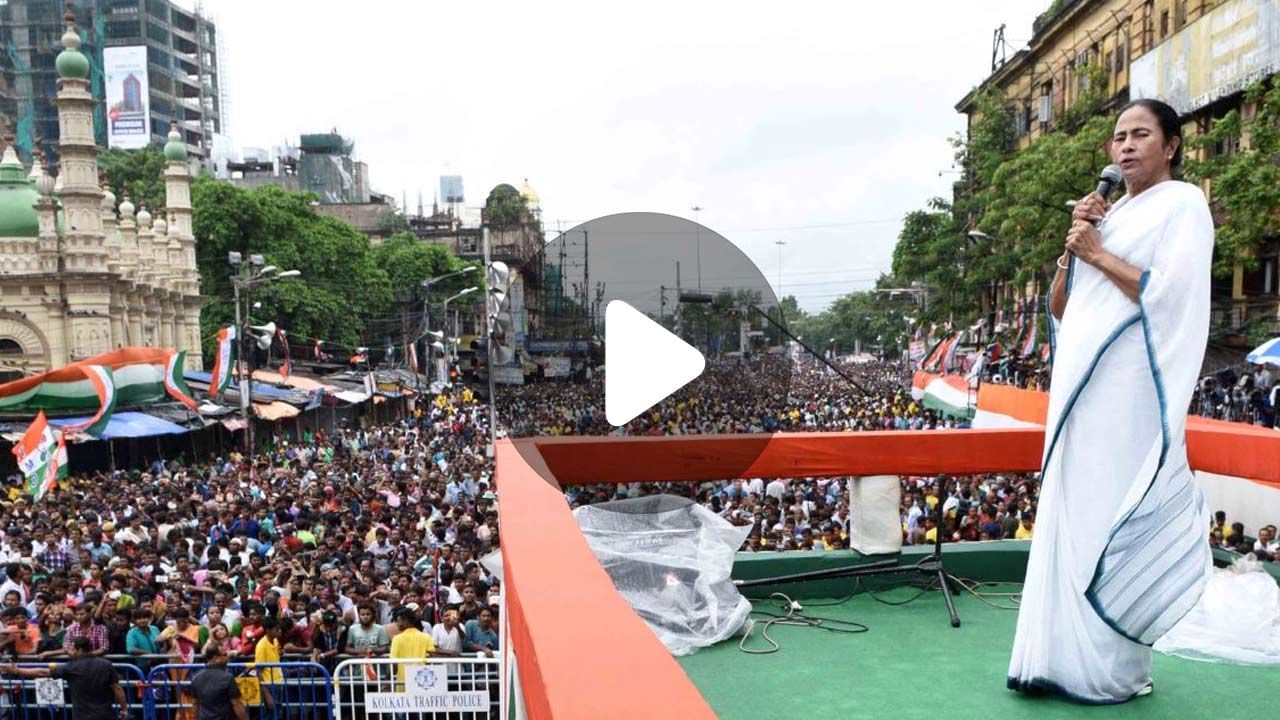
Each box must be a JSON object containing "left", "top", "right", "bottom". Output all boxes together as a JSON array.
[{"left": 736, "top": 476, "right": 961, "bottom": 627}]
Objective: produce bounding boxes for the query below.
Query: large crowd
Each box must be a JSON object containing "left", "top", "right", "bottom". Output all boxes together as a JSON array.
[
  {"left": 0, "top": 385, "right": 502, "bottom": 671},
  {"left": 0, "top": 353, "right": 1270, "bottom": 675}
]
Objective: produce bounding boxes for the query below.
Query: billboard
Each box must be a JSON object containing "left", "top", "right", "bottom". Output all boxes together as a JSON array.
[
  {"left": 1131, "top": 0, "right": 1280, "bottom": 115},
  {"left": 104, "top": 46, "right": 151, "bottom": 149}
]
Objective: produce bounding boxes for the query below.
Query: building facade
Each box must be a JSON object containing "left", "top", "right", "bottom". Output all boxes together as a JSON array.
[
  {"left": 956, "top": 0, "right": 1279, "bottom": 338},
  {"left": 0, "top": 0, "right": 223, "bottom": 166},
  {"left": 0, "top": 13, "right": 201, "bottom": 380}
]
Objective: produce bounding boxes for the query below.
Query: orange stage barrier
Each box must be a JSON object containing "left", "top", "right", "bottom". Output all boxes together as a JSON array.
[
  {"left": 497, "top": 425, "right": 1279, "bottom": 718},
  {"left": 974, "top": 383, "right": 1279, "bottom": 487}
]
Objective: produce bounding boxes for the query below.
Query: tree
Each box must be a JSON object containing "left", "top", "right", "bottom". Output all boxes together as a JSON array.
[
  {"left": 98, "top": 146, "right": 167, "bottom": 210},
  {"left": 370, "top": 232, "right": 471, "bottom": 300},
  {"left": 484, "top": 184, "right": 526, "bottom": 228},
  {"left": 978, "top": 112, "right": 1112, "bottom": 287},
  {"left": 192, "top": 179, "right": 395, "bottom": 363},
  {"left": 1184, "top": 79, "right": 1280, "bottom": 275}
]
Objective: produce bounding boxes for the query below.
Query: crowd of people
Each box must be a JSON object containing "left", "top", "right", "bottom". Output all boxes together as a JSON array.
[
  {"left": 0, "top": 385, "right": 502, "bottom": 677},
  {"left": 0, "top": 352, "right": 1270, "bottom": 684},
  {"left": 503, "top": 356, "right": 1040, "bottom": 550}
]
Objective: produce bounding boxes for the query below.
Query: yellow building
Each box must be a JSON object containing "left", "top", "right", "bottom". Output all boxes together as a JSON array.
[{"left": 956, "top": 0, "right": 1279, "bottom": 337}]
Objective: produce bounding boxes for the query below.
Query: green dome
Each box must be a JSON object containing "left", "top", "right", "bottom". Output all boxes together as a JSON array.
[
  {"left": 55, "top": 48, "right": 90, "bottom": 80},
  {"left": 163, "top": 130, "right": 188, "bottom": 161},
  {"left": 56, "top": 25, "right": 89, "bottom": 80},
  {"left": 0, "top": 148, "right": 39, "bottom": 238}
]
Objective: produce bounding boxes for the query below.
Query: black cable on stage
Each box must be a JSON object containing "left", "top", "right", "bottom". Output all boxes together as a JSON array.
[{"left": 735, "top": 573, "right": 1024, "bottom": 655}]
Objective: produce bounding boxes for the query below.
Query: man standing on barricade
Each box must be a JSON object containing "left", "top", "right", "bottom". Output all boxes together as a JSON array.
[{"left": 3, "top": 636, "right": 129, "bottom": 720}]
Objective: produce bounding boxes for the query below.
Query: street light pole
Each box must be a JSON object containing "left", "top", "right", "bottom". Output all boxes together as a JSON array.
[
  {"left": 229, "top": 252, "right": 300, "bottom": 467},
  {"left": 691, "top": 206, "right": 703, "bottom": 291},
  {"left": 775, "top": 239, "right": 786, "bottom": 297},
  {"left": 420, "top": 266, "right": 479, "bottom": 384},
  {"left": 443, "top": 287, "right": 478, "bottom": 368}
]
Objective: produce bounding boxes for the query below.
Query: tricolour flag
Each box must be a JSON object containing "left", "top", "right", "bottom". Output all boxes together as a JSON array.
[
  {"left": 59, "top": 365, "right": 116, "bottom": 436},
  {"left": 408, "top": 341, "right": 419, "bottom": 373},
  {"left": 209, "top": 326, "right": 236, "bottom": 399},
  {"left": 12, "top": 411, "right": 68, "bottom": 503},
  {"left": 164, "top": 351, "right": 199, "bottom": 412},
  {"left": 921, "top": 334, "right": 952, "bottom": 372},
  {"left": 942, "top": 332, "right": 965, "bottom": 374}
]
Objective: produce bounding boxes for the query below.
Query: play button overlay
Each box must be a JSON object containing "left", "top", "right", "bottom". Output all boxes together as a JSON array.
[
  {"left": 605, "top": 300, "right": 706, "bottom": 426},
  {"left": 490, "top": 211, "right": 795, "bottom": 488}
]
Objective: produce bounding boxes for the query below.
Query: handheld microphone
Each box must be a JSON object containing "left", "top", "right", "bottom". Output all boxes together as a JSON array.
[
  {"left": 1066, "top": 164, "right": 1125, "bottom": 281},
  {"left": 1092, "top": 164, "right": 1124, "bottom": 226}
]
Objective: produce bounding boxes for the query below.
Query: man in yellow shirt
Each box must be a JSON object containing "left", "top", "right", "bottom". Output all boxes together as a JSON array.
[
  {"left": 389, "top": 608, "right": 434, "bottom": 682},
  {"left": 1015, "top": 513, "right": 1035, "bottom": 540},
  {"left": 253, "top": 617, "right": 284, "bottom": 708}
]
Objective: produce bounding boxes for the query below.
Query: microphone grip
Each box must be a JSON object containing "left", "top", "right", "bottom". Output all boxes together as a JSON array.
[{"left": 1090, "top": 180, "right": 1116, "bottom": 227}]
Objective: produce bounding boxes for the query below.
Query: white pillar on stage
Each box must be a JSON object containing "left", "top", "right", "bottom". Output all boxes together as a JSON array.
[{"left": 849, "top": 475, "right": 903, "bottom": 555}]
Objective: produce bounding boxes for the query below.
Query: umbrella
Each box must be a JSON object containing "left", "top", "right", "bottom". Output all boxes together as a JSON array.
[{"left": 1246, "top": 337, "right": 1280, "bottom": 368}]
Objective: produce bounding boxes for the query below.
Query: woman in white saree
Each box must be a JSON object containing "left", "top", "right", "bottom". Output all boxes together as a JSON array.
[{"left": 1007, "top": 99, "right": 1214, "bottom": 704}]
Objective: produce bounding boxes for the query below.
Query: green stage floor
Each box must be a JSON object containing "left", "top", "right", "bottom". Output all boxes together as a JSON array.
[{"left": 678, "top": 583, "right": 1276, "bottom": 720}]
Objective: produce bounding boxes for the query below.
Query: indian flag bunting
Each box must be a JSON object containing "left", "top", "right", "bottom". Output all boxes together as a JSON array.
[
  {"left": 164, "top": 351, "right": 199, "bottom": 412},
  {"left": 911, "top": 371, "right": 973, "bottom": 419},
  {"left": 209, "top": 326, "right": 236, "bottom": 399},
  {"left": 12, "top": 411, "right": 69, "bottom": 502},
  {"left": 57, "top": 365, "right": 116, "bottom": 436},
  {"left": 278, "top": 329, "right": 291, "bottom": 380},
  {"left": 920, "top": 335, "right": 949, "bottom": 372},
  {"left": 942, "top": 332, "right": 964, "bottom": 374}
]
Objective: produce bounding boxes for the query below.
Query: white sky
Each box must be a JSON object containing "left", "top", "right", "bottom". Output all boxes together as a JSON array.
[{"left": 205, "top": 0, "right": 1043, "bottom": 313}]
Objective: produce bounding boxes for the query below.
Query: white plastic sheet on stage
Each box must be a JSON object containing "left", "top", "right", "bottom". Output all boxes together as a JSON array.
[
  {"left": 573, "top": 495, "right": 751, "bottom": 656},
  {"left": 1155, "top": 555, "right": 1280, "bottom": 665}
]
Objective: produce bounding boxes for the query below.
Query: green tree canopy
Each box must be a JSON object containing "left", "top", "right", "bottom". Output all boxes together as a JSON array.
[
  {"left": 98, "top": 145, "right": 167, "bottom": 210},
  {"left": 484, "top": 184, "right": 526, "bottom": 228},
  {"left": 192, "top": 179, "right": 400, "bottom": 362},
  {"left": 371, "top": 232, "right": 475, "bottom": 300}
]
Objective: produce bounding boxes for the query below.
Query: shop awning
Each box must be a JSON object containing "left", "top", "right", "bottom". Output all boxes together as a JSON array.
[
  {"left": 251, "top": 370, "right": 339, "bottom": 393},
  {"left": 253, "top": 401, "right": 300, "bottom": 421},
  {"left": 49, "top": 411, "right": 188, "bottom": 441}
]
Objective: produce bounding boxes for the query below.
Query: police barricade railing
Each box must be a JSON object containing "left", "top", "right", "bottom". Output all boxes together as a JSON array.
[
  {"left": 0, "top": 661, "right": 148, "bottom": 720},
  {"left": 333, "top": 656, "right": 500, "bottom": 720},
  {"left": 147, "top": 661, "right": 333, "bottom": 720}
]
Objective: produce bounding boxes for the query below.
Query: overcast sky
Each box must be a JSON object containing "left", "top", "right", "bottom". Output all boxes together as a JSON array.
[{"left": 205, "top": 0, "right": 1042, "bottom": 313}]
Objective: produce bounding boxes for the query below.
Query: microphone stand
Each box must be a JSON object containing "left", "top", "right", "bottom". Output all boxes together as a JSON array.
[{"left": 734, "top": 475, "right": 962, "bottom": 628}]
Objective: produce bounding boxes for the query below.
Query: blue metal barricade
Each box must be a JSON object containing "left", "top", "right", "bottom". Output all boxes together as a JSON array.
[
  {"left": 0, "top": 662, "right": 149, "bottom": 720},
  {"left": 147, "top": 662, "right": 332, "bottom": 720}
]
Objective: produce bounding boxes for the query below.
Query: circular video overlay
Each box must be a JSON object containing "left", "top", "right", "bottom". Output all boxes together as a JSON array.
[{"left": 490, "top": 212, "right": 791, "bottom": 489}]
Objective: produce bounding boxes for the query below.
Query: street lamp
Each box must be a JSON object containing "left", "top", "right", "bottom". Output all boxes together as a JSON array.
[
  {"left": 442, "top": 287, "right": 478, "bottom": 365},
  {"left": 229, "top": 252, "right": 300, "bottom": 461},
  {"left": 691, "top": 206, "right": 703, "bottom": 291},
  {"left": 775, "top": 239, "right": 786, "bottom": 297},
  {"left": 420, "top": 266, "right": 480, "bottom": 383}
]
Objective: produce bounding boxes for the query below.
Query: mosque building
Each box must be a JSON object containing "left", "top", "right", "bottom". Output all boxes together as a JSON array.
[{"left": 0, "top": 10, "right": 201, "bottom": 380}]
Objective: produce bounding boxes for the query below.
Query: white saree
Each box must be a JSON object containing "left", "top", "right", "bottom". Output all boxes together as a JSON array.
[{"left": 1007, "top": 180, "right": 1215, "bottom": 703}]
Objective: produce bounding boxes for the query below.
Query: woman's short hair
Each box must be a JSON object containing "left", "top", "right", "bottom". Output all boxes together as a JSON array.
[{"left": 1120, "top": 98, "right": 1183, "bottom": 170}]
